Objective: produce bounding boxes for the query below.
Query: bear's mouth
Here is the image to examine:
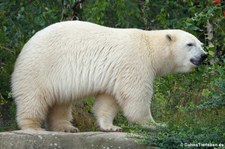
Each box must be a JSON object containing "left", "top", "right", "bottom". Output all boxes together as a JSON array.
[{"left": 190, "top": 58, "right": 202, "bottom": 66}]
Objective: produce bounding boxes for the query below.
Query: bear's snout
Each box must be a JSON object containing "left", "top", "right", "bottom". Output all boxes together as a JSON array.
[{"left": 190, "top": 53, "right": 207, "bottom": 66}]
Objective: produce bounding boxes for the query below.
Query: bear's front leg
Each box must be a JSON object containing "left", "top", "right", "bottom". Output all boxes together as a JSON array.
[
  {"left": 121, "top": 97, "right": 156, "bottom": 127},
  {"left": 121, "top": 97, "right": 166, "bottom": 129},
  {"left": 118, "top": 77, "right": 163, "bottom": 129}
]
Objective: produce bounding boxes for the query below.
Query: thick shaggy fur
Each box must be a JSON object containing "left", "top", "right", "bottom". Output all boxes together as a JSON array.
[{"left": 11, "top": 21, "right": 206, "bottom": 132}]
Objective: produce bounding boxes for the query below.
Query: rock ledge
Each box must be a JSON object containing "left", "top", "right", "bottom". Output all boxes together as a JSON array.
[{"left": 0, "top": 130, "right": 155, "bottom": 149}]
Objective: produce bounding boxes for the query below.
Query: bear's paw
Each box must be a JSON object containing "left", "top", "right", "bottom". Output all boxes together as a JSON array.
[{"left": 101, "top": 125, "right": 122, "bottom": 132}]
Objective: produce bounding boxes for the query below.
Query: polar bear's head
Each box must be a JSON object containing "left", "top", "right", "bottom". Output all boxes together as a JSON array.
[{"left": 166, "top": 30, "right": 207, "bottom": 73}]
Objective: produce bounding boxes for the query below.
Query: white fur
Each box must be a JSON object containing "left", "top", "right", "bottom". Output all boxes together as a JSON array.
[{"left": 11, "top": 21, "right": 206, "bottom": 132}]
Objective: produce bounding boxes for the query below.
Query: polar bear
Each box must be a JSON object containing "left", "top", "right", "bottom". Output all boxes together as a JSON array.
[{"left": 11, "top": 21, "right": 207, "bottom": 132}]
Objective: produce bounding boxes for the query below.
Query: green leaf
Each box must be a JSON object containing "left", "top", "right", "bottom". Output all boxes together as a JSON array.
[{"left": 208, "top": 50, "right": 215, "bottom": 56}]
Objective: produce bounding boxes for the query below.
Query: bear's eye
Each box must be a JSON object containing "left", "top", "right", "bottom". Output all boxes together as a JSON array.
[{"left": 187, "top": 43, "right": 194, "bottom": 47}]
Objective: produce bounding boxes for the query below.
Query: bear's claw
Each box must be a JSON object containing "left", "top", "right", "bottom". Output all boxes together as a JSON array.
[
  {"left": 49, "top": 124, "right": 79, "bottom": 133},
  {"left": 63, "top": 126, "right": 80, "bottom": 133},
  {"left": 101, "top": 125, "right": 123, "bottom": 132}
]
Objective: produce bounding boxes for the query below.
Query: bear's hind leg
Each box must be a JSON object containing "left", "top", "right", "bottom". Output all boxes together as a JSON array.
[
  {"left": 16, "top": 95, "right": 48, "bottom": 131},
  {"left": 93, "top": 94, "right": 122, "bottom": 132},
  {"left": 47, "top": 103, "right": 79, "bottom": 133}
]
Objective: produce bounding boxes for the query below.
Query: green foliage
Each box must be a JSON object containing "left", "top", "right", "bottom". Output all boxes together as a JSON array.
[
  {"left": 81, "top": 0, "right": 143, "bottom": 28},
  {"left": 197, "top": 71, "right": 225, "bottom": 110},
  {"left": 124, "top": 111, "right": 225, "bottom": 149}
]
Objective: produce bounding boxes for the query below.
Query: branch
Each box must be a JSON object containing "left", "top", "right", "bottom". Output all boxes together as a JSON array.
[
  {"left": 72, "top": 0, "right": 85, "bottom": 20},
  {"left": 206, "top": 20, "right": 213, "bottom": 41}
]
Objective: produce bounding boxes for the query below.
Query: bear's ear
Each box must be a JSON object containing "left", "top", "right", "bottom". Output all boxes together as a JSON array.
[{"left": 166, "top": 34, "right": 175, "bottom": 42}]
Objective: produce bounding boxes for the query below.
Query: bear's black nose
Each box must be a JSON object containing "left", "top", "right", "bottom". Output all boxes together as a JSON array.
[{"left": 200, "top": 53, "right": 208, "bottom": 62}]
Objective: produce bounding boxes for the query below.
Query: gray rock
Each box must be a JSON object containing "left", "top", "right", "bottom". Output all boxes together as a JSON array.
[{"left": 0, "top": 130, "right": 156, "bottom": 149}]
